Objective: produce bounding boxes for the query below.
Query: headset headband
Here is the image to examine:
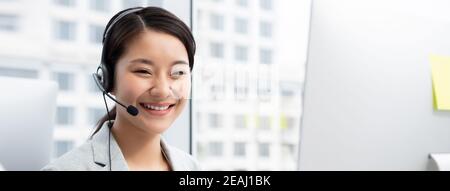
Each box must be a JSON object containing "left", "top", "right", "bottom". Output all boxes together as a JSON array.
[{"left": 103, "top": 7, "right": 144, "bottom": 43}]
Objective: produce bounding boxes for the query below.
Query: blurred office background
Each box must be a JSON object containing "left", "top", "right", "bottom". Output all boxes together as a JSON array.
[{"left": 0, "top": 0, "right": 310, "bottom": 170}]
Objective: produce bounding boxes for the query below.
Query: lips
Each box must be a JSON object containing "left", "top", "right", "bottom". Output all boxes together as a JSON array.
[{"left": 139, "top": 102, "right": 176, "bottom": 116}]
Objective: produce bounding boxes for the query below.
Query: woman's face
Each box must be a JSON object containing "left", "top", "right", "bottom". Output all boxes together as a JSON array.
[{"left": 113, "top": 29, "right": 191, "bottom": 135}]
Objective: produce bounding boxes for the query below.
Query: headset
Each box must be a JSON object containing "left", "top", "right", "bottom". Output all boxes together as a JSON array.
[
  {"left": 93, "top": 7, "right": 143, "bottom": 117},
  {"left": 92, "top": 7, "right": 144, "bottom": 171}
]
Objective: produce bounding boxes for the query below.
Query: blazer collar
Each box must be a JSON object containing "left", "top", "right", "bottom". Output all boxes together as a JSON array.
[{"left": 90, "top": 121, "right": 179, "bottom": 171}]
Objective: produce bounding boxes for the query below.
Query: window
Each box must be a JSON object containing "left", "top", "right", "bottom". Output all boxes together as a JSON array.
[
  {"left": 234, "top": 71, "right": 249, "bottom": 100},
  {"left": 208, "top": 113, "right": 221, "bottom": 128},
  {"left": 210, "top": 74, "right": 225, "bottom": 100},
  {"left": 281, "top": 115, "right": 299, "bottom": 133},
  {"left": 259, "top": 21, "right": 272, "bottom": 38},
  {"left": 234, "top": 115, "right": 246, "bottom": 129},
  {"left": 54, "top": 20, "right": 76, "bottom": 41},
  {"left": 259, "top": 0, "right": 273, "bottom": 11},
  {"left": 234, "top": 17, "right": 248, "bottom": 34},
  {"left": 89, "top": 0, "right": 109, "bottom": 12},
  {"left": 280, "top": 88, "right": 295, "bottom": 97},
  {"left": 210, "top": 42, "right": 224, "bottom": 58},
  {"left": 259, "top": 48, "right": 273, "bottom": 64},
  {"left": 122, "top": 0, "right": 142, "bottom": 8},
  {"left": 259, "top": 116, "right": 271, "bottom": 130},
  {"left": 54, "top": 140, "right": 74, "bottom": 157},
  {"left": 54, "top": 0, "right": 75, "bottom": 7},
  {"left": 208, "top": 141, "right": 223, "bottom": 157},
  {"left": 234, "top": 45, "right": 248, "bottom": 62},
  {"left": 0, "top": 67, "right": 38, "bottom": 79},
  {"left": 0, "top": 14, "right": 18, "bottom": 31},
  {"left": 258, "top": 142, "right": 270, "bottom": 157},
  {"left": 282, "top": 143, "right": 296, "bottom": 159},
  {"left": 258, "top": 80, "right": 271, "bottom": 98},
  {"left": 280, "top": 82, "right": 301, "bottom": 97},
  {"left": 236, "top": 0, "right": 248, "bottom": 7},
  {"left": 88, "top": 108, "right": 104, "bottom": 126},
  {"left": 286, "top": 117, "right": 296, "bottom": 130},
  {"left": 234, "top": 142, "right": 246, "bottom": 157},
  {"left": 89, "top": 24, "right": 104, "bottom": 44},
  {"left": 257, "top": 70, "right": 271, "bottom": 98},
  {"left": 196, "top": 142, "right": 207, "bottom": 158},
  {"left": 210, "top": 13, "right": 224, "bottom": 31},
  {"left": 53, "top": 72, "right": 74, "bottom": 91},
  {"left": 56, "top": 106, "right": 74, "bottom": 125},
  {"left": 88, "top": 74, "right": 100, "bottom": 92}
]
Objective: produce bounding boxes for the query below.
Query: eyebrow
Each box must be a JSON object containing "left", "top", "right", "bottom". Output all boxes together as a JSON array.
[{"left": 129, "top": 58, "right": 189, "bottom": 66}]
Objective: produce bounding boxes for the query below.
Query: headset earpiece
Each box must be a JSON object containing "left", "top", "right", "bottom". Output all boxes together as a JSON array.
[
  {"left": 97, "top": 63, "right": 110, "bottom": 92},
  {"left": 96, "top": 7, "right": 143, "bottom": 94}
]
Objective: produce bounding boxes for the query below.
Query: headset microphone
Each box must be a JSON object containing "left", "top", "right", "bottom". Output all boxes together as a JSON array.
[{"left": 92, "top": 73, "right": 139, "bottom": 116}]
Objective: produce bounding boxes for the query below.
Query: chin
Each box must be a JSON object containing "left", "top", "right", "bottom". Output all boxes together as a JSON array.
[{"left": 141, "top": 121, "right": 172, "bottom": 134}]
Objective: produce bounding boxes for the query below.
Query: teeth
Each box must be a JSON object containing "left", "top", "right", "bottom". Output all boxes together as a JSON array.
[{"left": 143, "top": 104, "right": 170, "bottom": 111}]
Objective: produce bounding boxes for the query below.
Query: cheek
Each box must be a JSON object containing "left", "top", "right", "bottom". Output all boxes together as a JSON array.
[
  {"left": 174, "top": 81, "right": 190, "bottom": 107},
  {"left": 181, "top": 83, "right": 191, "bottom": 99},
  {"left": 116, "top": 74, "right": 148, "bottom": 103},
  {"left": 175, "top": 98, "right": 188, "bottom": 113},
  {"left": 173, "top": 80, "right": 191, "bottom": 99}
]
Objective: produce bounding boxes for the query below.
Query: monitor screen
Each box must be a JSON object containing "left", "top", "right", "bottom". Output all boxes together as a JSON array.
[
  {"left": 299, "top": 0, "right": 450, "bottom": 170},
  {"left": 0, "top": 77, "right": 57, "bottom": 170}
]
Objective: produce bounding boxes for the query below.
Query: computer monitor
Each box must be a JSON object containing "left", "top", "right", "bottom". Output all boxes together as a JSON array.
[
  {"left": 0, "top": 77, "right": 57, "bottom": 171},
  {"left": 299, "top": 0, "right": 450, "bottom": 170}
]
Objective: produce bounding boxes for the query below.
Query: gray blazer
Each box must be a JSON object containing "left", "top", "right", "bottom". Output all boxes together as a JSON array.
[{"left": 42, "top": 122, "right": 201, "bottom": 171}]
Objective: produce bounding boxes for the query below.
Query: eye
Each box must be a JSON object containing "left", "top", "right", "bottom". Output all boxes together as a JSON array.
[
  {"left": 171, "top": 69, "right": 189, "bottom": 78},
  {"left": 172, "top": 71, "right": 186, "bottom": 76},
  {"left": 134, "top": 69, "right": 152, "bottom": 75}
]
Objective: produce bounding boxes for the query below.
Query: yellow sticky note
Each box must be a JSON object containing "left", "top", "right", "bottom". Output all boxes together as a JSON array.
[{"left": 430, "top": 54, "right": 450, "bottom": 111}]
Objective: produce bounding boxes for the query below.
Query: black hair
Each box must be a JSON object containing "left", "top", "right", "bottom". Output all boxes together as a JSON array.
[{"left": 92, "top": 7, "right": 195, "bottom": 136}]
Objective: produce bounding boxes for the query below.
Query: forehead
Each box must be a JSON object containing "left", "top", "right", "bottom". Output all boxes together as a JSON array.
[{"left": 122, "top": 29, "right": 189, "bottom": 64}]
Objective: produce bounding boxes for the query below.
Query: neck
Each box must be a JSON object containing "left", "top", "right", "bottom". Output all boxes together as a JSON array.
[{"left": 111, "top": 117, "right": 170, "bottom": 171}]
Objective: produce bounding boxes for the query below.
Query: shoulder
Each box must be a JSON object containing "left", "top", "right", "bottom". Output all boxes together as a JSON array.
[
  {"left": 164, "top": 144, "right": 202, "bottom": 171},
  {"left": 41, "top": 141, "right": 98, "bottom": 171}
]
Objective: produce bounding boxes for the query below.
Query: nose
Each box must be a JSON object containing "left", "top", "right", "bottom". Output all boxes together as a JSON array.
[{"left": 149, "top": 76, "right": 172, "bottom": 100}]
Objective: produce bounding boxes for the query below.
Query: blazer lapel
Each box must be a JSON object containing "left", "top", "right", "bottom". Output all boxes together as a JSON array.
[
  {"left": 160, "top": 136, "right": 185, "bottom": 171},
  {"left": 91, "top": 121, "right": 128, "bottom": 171}
]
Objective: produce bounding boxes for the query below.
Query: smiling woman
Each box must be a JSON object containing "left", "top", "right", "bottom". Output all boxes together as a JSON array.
[
  {"left": 42, "top": 6, "right": 199, "bottom": 171},
  {"left": 114, "top": 29, "right": 191, "bottom": 136}
]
